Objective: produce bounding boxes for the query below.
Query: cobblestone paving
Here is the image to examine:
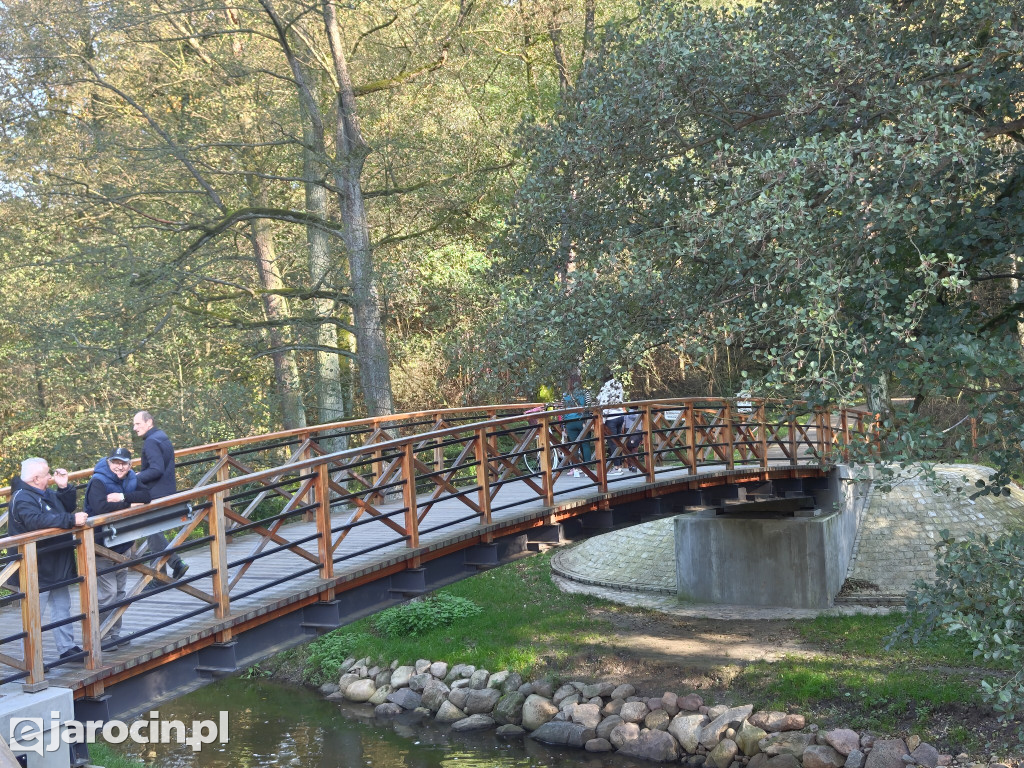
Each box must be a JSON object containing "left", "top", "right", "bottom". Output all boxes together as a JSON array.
[
  {"left": 551, "top": 464, "right": 1024, "bottom": 617},
  {"left": 847, "top": 464, "right": 1024, "bottom": 597}
]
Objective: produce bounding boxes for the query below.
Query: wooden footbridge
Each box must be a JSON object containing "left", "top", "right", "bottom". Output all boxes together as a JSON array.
[{"left": 0, "top": 398, "right": 871, "bottom": 720}]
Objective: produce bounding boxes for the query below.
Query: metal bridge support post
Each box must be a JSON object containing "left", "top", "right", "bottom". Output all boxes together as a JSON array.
[
  {"left": 402, "top": 443, "right": 420, "bottom": 548},
  {"left": 20, "top": 541, "right": 45, "bottom": 690},
  {"left": 641, "top": 405, "right": 657, "bottom": 484},
  {"left": 209, "top": 484, "right": 231, "bottom": 620},
  {"left": 76, "top": 527, "right": 102, "bottom": 671},
  {"left": 474, "top": 427, "right": 493, "bottom": 525},
  {"left": 314, "top": 463, "right": 335, "bottom": 584}
]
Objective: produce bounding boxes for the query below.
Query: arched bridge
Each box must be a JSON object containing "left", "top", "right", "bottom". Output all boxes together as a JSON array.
[{"left": 0, "top": 398, "right": 871, "bottom": 721}]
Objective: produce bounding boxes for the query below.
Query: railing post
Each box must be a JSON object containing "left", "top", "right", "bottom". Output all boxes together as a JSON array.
[
  {"left": 208, "top": 485, "right": 231, "bottom": 620},
  {"left": 217, "top": 446, "right": 233, "bottom": 539},
  {"left": 76, "top": 527, "right": 102, "bottom": 670},
  {"left": 20, "top": 542, "right": 45, "bottom": 690},
  {"left": 723, "top": 401, "right": 735, "bottom": 471},
  {"left": 401, "top": 443, "right": 420, "bottom": 548},
  {"left": 841, "top": 409, "right": 850, "bottom": 463},
  {"left": 298, "top": 431, "right": 315, "bottom": 522},
  {"left": 474, "top": 427, "right": 493, "bottom": 525},
  {"left": 686, "top": 401, "right": 697, "bottom": 475},
  {"left": 538, "top": 415, "right": 555, "bottom": 507},
  {"left": 815, "top": 408, "right": 826, "bottom": 461},
  {"left": 789, "top": 408, "right": 799, "bottom": 464},
  {"left": 314, "top": 462, "right": 335, "bottom": 582},
  {"left": 641, "top": 404, "right": 657, "bottom": 483},
  {"left": 757, "top": 399, "right": 765, "bottom": 473},
  {"left": 593, "top": 409, "right": 608, "bottom": 491}
]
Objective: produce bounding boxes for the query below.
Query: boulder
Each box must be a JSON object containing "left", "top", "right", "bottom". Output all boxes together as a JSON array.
[
  {"left": 319, "top": 683, "right": 338, "bottom": 696},
  {"left": 502, "top": 672, "right": 524, "bottom": 694},
  {"left": 765, "top": 756, "right": 802, "bottom": 768},
  {"left": 532, "top": 680, "right": 555, "bottom": 698},
  {"left": 496, "top": 724, "right": 525, "bottom": 738},
  {"left": 735, "top": 720, "right": 768, "bottom": 756},
  {"left": 611, "top": 683, "right": 636, "bottom": 699},
  {"left": 602, "top": 699, "right": 624, "bottom": 717},
  {"left": 368, "top": 685, "right": 393, "bottom": 706},
  {"left": 464, "top": 687, "right": 501, "bottom": 715},
  {"left": 468, "top": 669, "right": 490, "bottom": 689},
  {"left": 619, "top": 701, "right": 650, "bottom": 723},
  {"left": 910, "top": 744, "right": 939, "bottom": 768},
  {"left": 699, "top": 704, "right": 754, "bottom": 749},
  {"left": 493, "top": 691, "right": 527, "bottom": 726},
  {"left": 488, "top": 670, "right": 510, "bottom": 690},
  {"left": 367, "top": 665, "right": 381, "bottom": 679},
  {"left": 415, "top": 659, "right": 431, "bottom": 674},
  {"left": 429, "top": 661, "right": 449, "bottom": 679},
  {"left": 421, "top": 680, "right": 450, "bottom": 712},
  {"left": 825, "top": 729, "right": 861, "bottom": 757},
  {"left": 553, "top": 684, "right": 578, "bottom": 705},
  {"left": 337, "top": 672, "right": 362, "bottom": 694},
  {"left": 582, "top": 682, "right": 616, "bottom": 699},
  {"left": 408, "top": 673, "right": 433, "bottom": 693},
  {"left": 374, "top": 703, "right": 403, "bottom": 717},
  {"left": 618, "top": 729, "right": 681, "bottom": 763},
  {"left": 558, "top": 693, "right": 582, "bottom": 712},
  {"left": 339, "top": 657, "right": 356, "bottom": 674},
  {"left": 530, "top": 721, "right": 594, "bottom": 748},
  {"left": 386, "top": 688, "right": 422, "bottom": 710},
  {"left": 864, "top": 739, "right": 909, "bottom": 768},
  {"left": 596, "top": 715, "right": 623, "bottom": 741},
  {"left": 750, "top": 711, "right": 805, "bottom": 733},
  {"left": 845, "top": 750, "right": 866, "bottom": 768},
  {"left": 521, "top": 694, "right": 559, "bottom": 731},
  {"left": 375, "top": 670, "right": 392, "bottom": 688},
  {"left": 759, "top": 732, "right": 814, "bottom": 758},
  {"left": 448, "top": 686, "right": 470, "bottom": 711},
  {"left": 390, "top": 666, "right": 416, "bottom": 689},
  {"left": 344, "top": 679, "right": 377, "bottom": 703},
  {"left": 609, "top": 721, "right": 641, "bottom": 750},
  {"left": 586, "top": 738, "right": 613, "bottom": 752},
  {"left": 803, "top": 745, "right": 845, "bottom": 768},
  {"left": 669, "top": 713, "right": 707, "bottom": 754},
  {"left": 451, "top": 714, "right": 495, "bottom": 732},
  {"left": 571, "top": 703, "right": 602, "bottom": 730},
  {"left": 707, "top": 738, "right": 740, "bottom": 768},
  {"left": 707, "top": 705, "right": 729, "bottom": 719},
  {"left": 435, "top": 701, "right": 467, "bottom": 724},
  {"left": 662, "top": 692, "right": 680, "bottom": 717},
  {"left": 678, "top": 693, "right": 704, "bottom": 712},
  {"left": 645, "top": 709, "right": 671, "bottom": 731}
]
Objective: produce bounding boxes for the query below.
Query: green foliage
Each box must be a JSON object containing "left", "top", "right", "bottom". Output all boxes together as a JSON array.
[
  {"left": 303, "top": 631, "right": 377, "bottom": 687},
  {"left": 88, "top": 743, "right": 146, "bottom": 767},
  {"left": 373, "top": 593, "right": 483, "bottom": 638},
  {"left": 888, "top": 530, "right": 1024, "bottom": 721}
]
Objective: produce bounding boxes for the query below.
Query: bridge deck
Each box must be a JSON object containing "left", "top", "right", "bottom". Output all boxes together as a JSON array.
[{"left": 0, "top": 460, "right": 797, "bottom": 697}]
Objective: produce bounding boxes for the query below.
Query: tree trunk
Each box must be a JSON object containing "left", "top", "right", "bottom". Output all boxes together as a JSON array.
[
  {"left": 251, "top": 206, "right": 307, "bottom": 430},
  {"left": 323, "top": 0, "right": 394, "bottom": 417},
  {"left": 304, "top": 128, "right": 350, "bottom": 435}
]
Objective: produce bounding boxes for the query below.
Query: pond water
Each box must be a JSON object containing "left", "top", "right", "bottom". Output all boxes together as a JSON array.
[{"left": 104, "top": 677, "right": 660, "bottom": 768}]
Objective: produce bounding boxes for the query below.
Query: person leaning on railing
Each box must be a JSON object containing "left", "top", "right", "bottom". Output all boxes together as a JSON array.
[
  {"left": 84, "top": 447, "right": 151, "bottom": 650},
  {"left": 7, "top": 457, "right": 88, "bottom": 662},
  {"left": 561, "top": 372, "right": 595, "bottom": 477}
]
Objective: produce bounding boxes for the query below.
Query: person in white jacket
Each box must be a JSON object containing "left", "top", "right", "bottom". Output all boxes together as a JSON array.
[{"left": 596, "top": 369, "right": 627, "bottom": 474}]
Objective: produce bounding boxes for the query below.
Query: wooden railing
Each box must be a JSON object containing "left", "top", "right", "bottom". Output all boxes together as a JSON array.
[{"left": 0, "top": 398, "right": 872, "bottom": 689}]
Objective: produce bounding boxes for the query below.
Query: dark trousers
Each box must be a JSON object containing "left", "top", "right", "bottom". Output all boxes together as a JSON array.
[
  {"left": 147, "top": 532, "right": 183, "bottom": 570},
  {"left": 604, "top": 415, "right": 625, "bottom": 466}
]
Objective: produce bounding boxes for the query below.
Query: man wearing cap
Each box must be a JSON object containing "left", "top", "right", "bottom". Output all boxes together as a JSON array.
[
  {"left": 84, "top": 447, "right": 152, "bottom": 649},
  {"left": 132, "top": 410, "right": 188, "bottom": 581},
  {"left": 8, "top": 457, "right": 88, "bottom": 661}
]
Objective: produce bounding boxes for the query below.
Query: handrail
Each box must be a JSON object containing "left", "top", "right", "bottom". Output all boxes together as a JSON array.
[{"left": 0, "top": 397, "right": 873, "bottom": 688}]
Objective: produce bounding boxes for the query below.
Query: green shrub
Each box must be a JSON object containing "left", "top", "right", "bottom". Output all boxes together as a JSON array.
[
  {"left": 888, "top": 529, "right": 1024, "bottom": 723},
  {"left": 373, "top": 593, "right": 482, "bottom": 638},
  {"left": 303, "top": 631, "right": 374, "bottom": 686}
]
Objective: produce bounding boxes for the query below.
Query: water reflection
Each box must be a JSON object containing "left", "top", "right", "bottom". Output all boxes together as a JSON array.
[{"left": 105, "top": 678, "right": 653, "bottom": 768}]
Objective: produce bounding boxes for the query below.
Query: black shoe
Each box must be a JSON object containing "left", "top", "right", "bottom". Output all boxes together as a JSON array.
[
  {"left": 142, "top": 580, "right": 163, "bottom": 593},
  {"left": 103, "top": 636, "right": 131, "bottom": 651},
  {"left": 171, "top": 561, "right": 190, "bottom": 580},
  {"left": 59, "top": 646, "right": 85, "bottom": 662}
]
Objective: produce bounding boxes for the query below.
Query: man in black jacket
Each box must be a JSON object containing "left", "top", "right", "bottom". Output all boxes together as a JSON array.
[
  {"left": 133, "top": 411, "right": 188, "bottom": 581},
  {"left": 84, "top": 447, "right": 151, "bottom": 648},
  {"left": 8, "top": 457, "right": 88, "bottom": 661}
]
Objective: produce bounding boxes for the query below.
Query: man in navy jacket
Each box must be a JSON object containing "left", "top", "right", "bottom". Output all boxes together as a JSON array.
[
  {"left": 8, "top": 457, "right": 88, "bottom": 661},
  {"left": 133, "top": 411, "right": 188, "bottom": 581}
]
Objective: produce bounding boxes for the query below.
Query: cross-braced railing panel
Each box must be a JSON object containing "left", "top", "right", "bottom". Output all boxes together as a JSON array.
[{"left": 0, "top": 397, "right": 875, "bottom": 688}]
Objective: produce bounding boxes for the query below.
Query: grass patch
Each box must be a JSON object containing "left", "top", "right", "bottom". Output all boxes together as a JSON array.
[
  {"left": 301, "top": 551, "right": 611, "bottom": 686},
  {"left": 88, "top": 743, "right": 145, "bottom": 767}
]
